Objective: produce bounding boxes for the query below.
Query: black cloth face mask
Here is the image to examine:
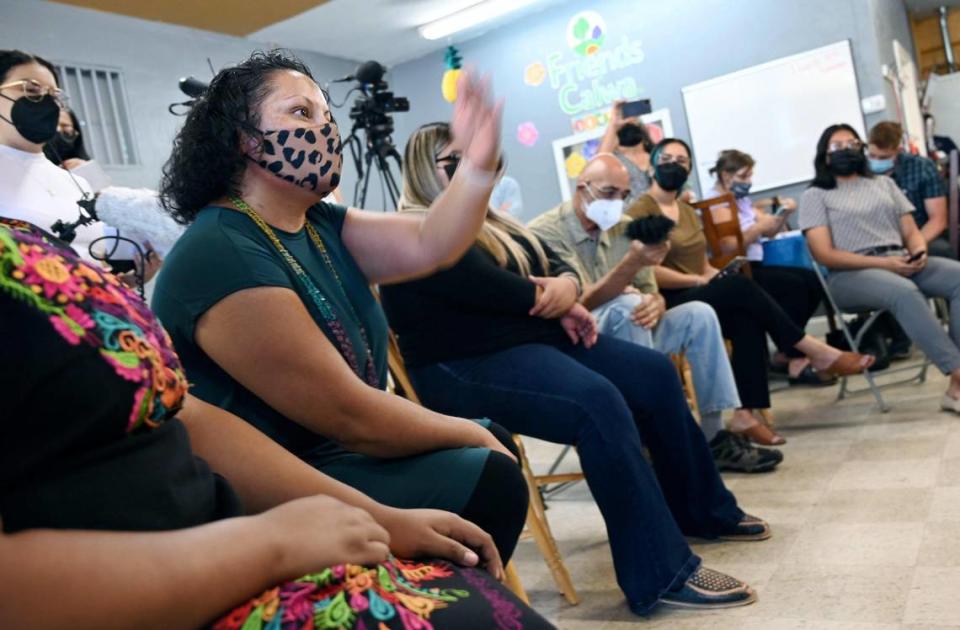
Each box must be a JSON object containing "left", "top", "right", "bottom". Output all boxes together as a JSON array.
[
  {"left": 438, "top": 155, "right": 460, "bottom": 181},
  {"left": 45, "top": 131, "right": 78, "bottom": 162},
  {"left": 0, "top": 93, "right": 60, "bottom": 144},
  {"left": 828, "top": 149, "right": 865, "bottom": 176},
  {"left": 654, "top": 161, "right": 689, "bottom": 192}
]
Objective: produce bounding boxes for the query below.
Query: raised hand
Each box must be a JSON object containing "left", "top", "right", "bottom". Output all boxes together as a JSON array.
[{"left": 450, "top": 69, "right": 503, "bottom": 173}]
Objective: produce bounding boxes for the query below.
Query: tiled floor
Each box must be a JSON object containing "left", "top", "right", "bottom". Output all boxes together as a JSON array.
[{"left": 512, "top": 358, "right": 960, "bottom": 629}]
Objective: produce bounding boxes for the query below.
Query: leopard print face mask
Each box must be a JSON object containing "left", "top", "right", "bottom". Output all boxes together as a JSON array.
[{"left": 251, "top": 120, "right": 342, "bottom": 195}]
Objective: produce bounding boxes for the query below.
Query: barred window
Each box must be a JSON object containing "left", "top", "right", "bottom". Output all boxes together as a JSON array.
[{"left": 55, "top": 63, "right": 138, "bottom": 167}]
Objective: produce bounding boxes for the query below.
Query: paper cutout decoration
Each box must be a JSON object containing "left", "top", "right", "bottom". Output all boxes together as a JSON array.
[
  {"left": 524, "top": 62, "right": 546, "bottom": 87},
  {"left": 564, "top": 151, "right": 587, "bottom": 178},
  {"left": 517, "top": 122, "right": 539, "bottom": 147},
  {"left": 567, "top": 11, "right": 606, "bottom": 57},
  {"left": 442, "top": 46, "right": 463, "bottom": 103}
]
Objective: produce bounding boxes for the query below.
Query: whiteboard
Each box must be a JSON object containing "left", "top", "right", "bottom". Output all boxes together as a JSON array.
[{"left": 682, "top": 40, "right": 866, "bottom": 194}]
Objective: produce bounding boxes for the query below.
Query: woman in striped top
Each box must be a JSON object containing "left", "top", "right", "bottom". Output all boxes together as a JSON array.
[{"left": 801, "top": 123, "right": 960, "bottom": 414}]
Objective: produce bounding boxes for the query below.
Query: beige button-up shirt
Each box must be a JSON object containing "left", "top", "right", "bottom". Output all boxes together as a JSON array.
[{"left": 528, "top": 200, "right": 658, "bottom": 295}]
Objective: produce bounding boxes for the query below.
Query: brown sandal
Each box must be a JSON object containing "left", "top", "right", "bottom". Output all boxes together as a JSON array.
[
  {"left": 733, "top": 422, "right": 786, "bottom": 446},
  {"left": 821, "top": 351, "right": 876, "bottom": 377}
]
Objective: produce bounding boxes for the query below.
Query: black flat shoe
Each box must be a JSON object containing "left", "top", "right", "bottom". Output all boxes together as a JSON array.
[
  {"left": 659, "top": 566, "right": 757, "bottom": 610},
  {"left": 788, "top": 365, "right": 838, "bottom": 387},
  {"left": 717, "top": 514, "right": 772, "bottom": 541}
]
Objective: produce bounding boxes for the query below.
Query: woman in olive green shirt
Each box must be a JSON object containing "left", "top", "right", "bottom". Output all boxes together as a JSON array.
[
  {"left": 152, "top": 51, "right": 527, "bottom": 562},
  {"left": 628, "top": 138, "right": 873, "bottom": 445}
]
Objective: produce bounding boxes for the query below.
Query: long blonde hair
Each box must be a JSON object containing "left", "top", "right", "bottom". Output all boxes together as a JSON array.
[{"left": 399, "top": 122, "right": 549, "bottom": 276}]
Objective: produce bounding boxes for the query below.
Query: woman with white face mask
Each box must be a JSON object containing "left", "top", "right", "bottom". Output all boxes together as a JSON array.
[{"left": 381, "top": 121, "right": 774, "bottom": 617}]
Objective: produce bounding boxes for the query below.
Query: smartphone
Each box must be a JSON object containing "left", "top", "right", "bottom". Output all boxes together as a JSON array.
[
  {"left": 906, "top": 250, "right": 926, "bottom": 263},
  {"left": 712, "top": 256, "right": 748, "bottom": 282},
  {"left": 770, "top": 196, "right": 786, "bottom": 217},
  {"left": 620, "top": 98, "right": 652, "bottom": 119}
]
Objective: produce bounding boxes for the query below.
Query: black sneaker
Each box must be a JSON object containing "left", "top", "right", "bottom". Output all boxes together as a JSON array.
[
  {"left": 660, "top": 566, "right": 757, "bottom": 609},
  {"left": 710, "top": 430, "right": 783, "bottom": 473},
  {"left": 717, "top": 513, "right": 773, "bottom": 541}
]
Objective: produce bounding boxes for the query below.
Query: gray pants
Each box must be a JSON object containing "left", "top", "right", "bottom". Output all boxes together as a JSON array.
[
  {"left": 928, "top": 236, "right": 956, "bottom": 260},
  {"left": 828, "top": 257, "right": 960, "bottom": 374}
]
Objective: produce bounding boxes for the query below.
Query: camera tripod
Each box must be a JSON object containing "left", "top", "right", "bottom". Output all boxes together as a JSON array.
[{"left": 343, "top": 124, "right": 403, "bottom": 210}]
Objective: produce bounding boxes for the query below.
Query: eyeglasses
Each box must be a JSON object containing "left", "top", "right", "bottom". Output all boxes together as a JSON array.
[
  {"left": 656, "top": 153, "right": 691, "bottom": 168},
  {"left": 828, "top": 139, "right": 862, "bottom": 152},
  {"left": 584, "top": 182, "right": 631, "bottom": 201},
  {"left": 0, "top": 79, "right": 67, "bottom": 107}
]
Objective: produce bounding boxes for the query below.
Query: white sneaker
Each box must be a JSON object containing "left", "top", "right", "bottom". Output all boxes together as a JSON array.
[{"left": 942, "top": 394, "right": 960, "bottom": 414}]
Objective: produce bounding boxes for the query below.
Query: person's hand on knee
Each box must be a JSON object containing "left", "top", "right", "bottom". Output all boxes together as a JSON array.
[{"left": 375, "top": 507, "right": 504, "bottom": 581}]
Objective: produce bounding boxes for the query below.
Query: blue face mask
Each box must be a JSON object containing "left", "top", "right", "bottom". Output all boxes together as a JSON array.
[
  {"left": 868, "top": 157, "right": 896, "bottom": 174},
  {"left": 730, "top": 182, "right": 752, "bottom": 198}
]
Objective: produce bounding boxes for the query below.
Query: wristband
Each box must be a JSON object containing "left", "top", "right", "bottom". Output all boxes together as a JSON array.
[{"left": 455, "top": 159, "right": 498, "bottom": 189}]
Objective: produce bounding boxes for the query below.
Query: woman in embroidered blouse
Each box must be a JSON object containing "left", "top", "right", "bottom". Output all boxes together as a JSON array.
[
  {"left": 152, "top": 51, "right": 529, "bottom": 562},
  {"left": 0, "top": 219, "right": 553, "bottom": 628}
]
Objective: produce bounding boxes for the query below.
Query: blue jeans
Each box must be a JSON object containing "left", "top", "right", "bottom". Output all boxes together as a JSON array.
[
  {"left": 593, "top": 294, "right": 741, "bottom": 440},
  {"left": 409, "top": 335, "right": 744, "bottom": 614}
]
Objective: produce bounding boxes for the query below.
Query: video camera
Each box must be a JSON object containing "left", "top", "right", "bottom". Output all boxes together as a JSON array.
[{"left": 346, "top": 61, "right": 409, "bottom": 145}]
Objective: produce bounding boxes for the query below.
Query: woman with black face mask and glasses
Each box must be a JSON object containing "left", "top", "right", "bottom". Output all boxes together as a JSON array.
[
  {"left": 802, "top": 123, "right": 960, "bottom": 415},
  {"left": 0, "top": 49, "right": 103, "bottom": 260},
  {"left": 628, "top": 138, "right": 874, "bottom": 446}
]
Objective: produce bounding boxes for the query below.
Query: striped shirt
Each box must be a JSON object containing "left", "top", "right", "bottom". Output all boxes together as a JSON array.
[{"left": 798, "top": 175, "right": 913, "bottom": 254}]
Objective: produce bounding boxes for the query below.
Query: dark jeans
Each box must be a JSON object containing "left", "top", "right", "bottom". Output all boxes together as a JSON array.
[
  {"left": 662, "top": 275, "right": 806, "bottom": 408},
  {"left": 408, "top": 335, "right": 744, "bottom": 615},
  {"left": 750, "top": 262, "right": 824, "bottom": 359}
]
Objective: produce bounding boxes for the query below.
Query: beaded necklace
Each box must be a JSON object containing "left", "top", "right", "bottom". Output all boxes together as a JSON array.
[{"left": 229, "top": 196, "right": 379, "bottom": 387}]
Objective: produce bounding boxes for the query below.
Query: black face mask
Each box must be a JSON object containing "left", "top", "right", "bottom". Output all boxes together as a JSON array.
[
  {"left": 617, "top": 123, "right": 648, "bottom": 148},
  {"left": 654, "top": 162, "right": 689, "bottom": 192},
  {"left": 828, "top": 148, "right": 865, "bottom": 176},
  {"left": 0, "top": 93, "right": 60, "bottom": 144},
  {"left": 45, "top": 131, "right": 78, "bottom": 161}
]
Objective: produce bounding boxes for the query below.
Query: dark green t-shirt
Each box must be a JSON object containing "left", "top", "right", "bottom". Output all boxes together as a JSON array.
[{"left": 153, "top": 203, "right": 388, "bottom": 465}]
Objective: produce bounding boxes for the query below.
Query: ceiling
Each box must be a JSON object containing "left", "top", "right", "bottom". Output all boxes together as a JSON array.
[
  {"left": 51, "top": 0, "right": 330, "bottom": 36},
  {"left": 904, "top": 0, "right": 960, "bottom": 18},
  {"left": 250, "top": 0, "right": 566, "bottom": 66}
]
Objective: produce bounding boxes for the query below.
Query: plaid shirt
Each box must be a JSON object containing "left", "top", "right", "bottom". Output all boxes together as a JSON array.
[{"left": 891, "top": 152, "right": 945, "bottom": 228}]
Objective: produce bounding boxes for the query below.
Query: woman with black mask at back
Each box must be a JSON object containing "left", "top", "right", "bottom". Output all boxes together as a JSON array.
[
  {"left": 599, "top": 99, "right": 654, "bottom": 205},
  {"left": 802, "top": 123, "right": 960, "bottom": 416},
  {"left": 628, "top": 138, "right": 874, "bottom": 446},
  {"left": 44, "top": 107, "right": 90, "bottom": 169}
]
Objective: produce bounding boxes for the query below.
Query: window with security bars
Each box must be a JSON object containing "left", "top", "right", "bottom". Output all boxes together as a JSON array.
[{"left": 55, "top": 63, "right": 138, "bottom": 167}]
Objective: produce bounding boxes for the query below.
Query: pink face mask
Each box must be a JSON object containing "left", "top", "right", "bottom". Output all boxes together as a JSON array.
[{"left": 251, "top": 120, "right": 342, "bottom": 195}]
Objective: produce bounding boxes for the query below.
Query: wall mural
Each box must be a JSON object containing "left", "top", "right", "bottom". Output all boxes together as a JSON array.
[
  {"left": 552, "top": 108, "right": 673, "bottom": 201},
  {"left": 523, "top": 9, "right": 647, "bottom": 133}
]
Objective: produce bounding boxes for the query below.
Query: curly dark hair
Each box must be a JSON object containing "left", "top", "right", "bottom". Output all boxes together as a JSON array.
[
  {"left": 159, "top": 50, "right": 315, "bottom": 224},
  {"left": 809, "top": 123, "right": 871, "bottom": 190}
]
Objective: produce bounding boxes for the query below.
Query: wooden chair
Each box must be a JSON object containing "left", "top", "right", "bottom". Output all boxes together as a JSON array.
[
  {"left": 671, "top": 352, "right": 699, "bottom": 420},
  {"left": 384, "top": 329, "right": 580, "bottom": 605},
  {"left": 693, "top": 193, "right": 752, "bottom": 279}
]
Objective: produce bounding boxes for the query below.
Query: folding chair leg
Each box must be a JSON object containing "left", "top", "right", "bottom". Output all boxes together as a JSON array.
[
  {"left": 504, "top": 561, "right": 529, "bottom": 604},
  {"left": 863, "top": 369, "right": 891, "bottom": 413},
  {"left": 514, "top": 437, "right": 579, "bottom": 605}
]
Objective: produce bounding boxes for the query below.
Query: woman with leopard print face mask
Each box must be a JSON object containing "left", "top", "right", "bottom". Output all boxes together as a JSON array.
[{"left": 152, "top": 51, "right": 529, "bottom": 565}]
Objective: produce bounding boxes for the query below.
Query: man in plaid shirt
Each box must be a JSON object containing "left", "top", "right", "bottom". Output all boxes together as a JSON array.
[{"left": 868, "top": 121, "right": 953, "bottom": 259}]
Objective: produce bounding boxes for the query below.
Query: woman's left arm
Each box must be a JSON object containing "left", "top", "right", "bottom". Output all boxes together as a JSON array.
[
  {"left": 177, "top": 394, "right": 504, "bottom": 578},
  {"left": 901, "top": 214, "right": 928, "bottom": 257},
  {"left": 343, "top": 72, "right": 503, "bottom": 285}
]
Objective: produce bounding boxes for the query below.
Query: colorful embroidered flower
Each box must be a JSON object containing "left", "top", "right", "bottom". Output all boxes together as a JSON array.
[{"left": 0, "top": 222, "right": 189, "bottom": 432}]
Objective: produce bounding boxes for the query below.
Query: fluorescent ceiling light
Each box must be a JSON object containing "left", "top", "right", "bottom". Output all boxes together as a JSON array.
[{"left": 418, "top": 0, "right": 541, "bottom": 40}]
